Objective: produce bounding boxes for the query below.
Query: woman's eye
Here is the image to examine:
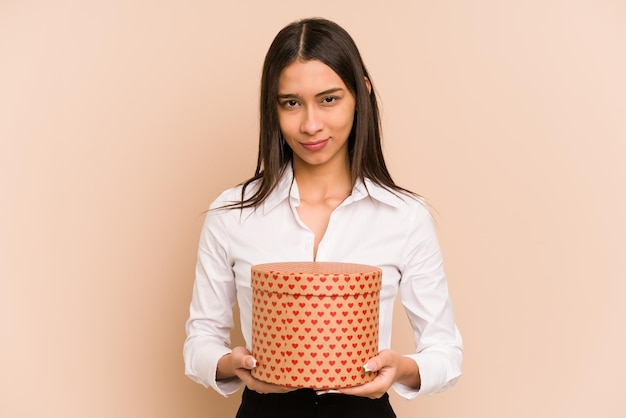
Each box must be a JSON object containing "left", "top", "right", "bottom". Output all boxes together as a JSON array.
[
  {"left": 322, "top": 96, "right": 337, "bottom": 104},
  {"left": 283, "top": 100, "right": 299, "bottom": 108}
]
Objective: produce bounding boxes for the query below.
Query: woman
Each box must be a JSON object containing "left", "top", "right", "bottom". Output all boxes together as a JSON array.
[{"left": 184, "top": 17, "right": 462, "bottom": 418}]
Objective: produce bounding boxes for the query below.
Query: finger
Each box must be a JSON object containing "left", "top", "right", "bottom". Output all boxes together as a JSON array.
[
  {"left": 235, "top": 368, "right": 295, "bottom": 394},
  {"left": 230, "top": 347, "right": 256, "bottom": 369},
  {"left": 232, "top": 352, "right": 257, "bottom": 370},
  {"left": 363, "top": 359, "right": 377, "bottom": 373},
  {"left": 338, "top": 369, "right": 393, "bottom": 399},
  {"left": 316, "top": 389, "right": 342, "bottom": 395},
  {"left": 247, "top": 378, "right": 295, "bottom": 394},
  {"left": 339, "top": 385, "right": 384, "bottom": 399},
  {"left": 363, "top": 349, "right": 395, "bottom": 372},
  {"left": 242, "top": 356, "right": 257, "bottom": 369}
]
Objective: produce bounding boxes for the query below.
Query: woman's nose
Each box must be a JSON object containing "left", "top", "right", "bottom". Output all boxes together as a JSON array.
[{"left": 300, "top": 107, "right": 323, "bottom": 135}]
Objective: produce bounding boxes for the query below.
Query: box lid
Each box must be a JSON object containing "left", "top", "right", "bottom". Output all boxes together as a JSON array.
[{"left": 251, "top": 261, "right": 382, "bottom": 297}]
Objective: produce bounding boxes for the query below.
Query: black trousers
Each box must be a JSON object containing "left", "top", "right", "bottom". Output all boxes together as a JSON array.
[{"left": 235, "top": 387, "right": 397, "bottom": 418}]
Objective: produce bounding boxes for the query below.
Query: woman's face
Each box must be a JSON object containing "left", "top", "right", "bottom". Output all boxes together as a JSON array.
[{"left": 277, "top": 59, "right": 356, "bottom": 173}]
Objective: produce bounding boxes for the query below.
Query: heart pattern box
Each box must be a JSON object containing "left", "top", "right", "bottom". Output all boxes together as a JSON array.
[{"left": 250, "top": 261, "right": 382, "bottom": 389}]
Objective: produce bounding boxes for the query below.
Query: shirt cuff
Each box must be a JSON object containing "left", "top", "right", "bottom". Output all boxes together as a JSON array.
[
  {"left": 392, "top": 380, "right": 421, "bottom": 400},
  {"left": 402, "top": 351, "right": 461, "bottom": 398},
  {"left": 391, "top": 355, "right": 421, "bottom": 400},
  {"left": 185, "top": 345, "right": 242, "bottom": 397}
]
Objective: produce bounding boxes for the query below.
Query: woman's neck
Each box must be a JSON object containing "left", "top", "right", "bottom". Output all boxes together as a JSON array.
[{"left": 292, "top": 159, "right": 353, "bottom": 204}]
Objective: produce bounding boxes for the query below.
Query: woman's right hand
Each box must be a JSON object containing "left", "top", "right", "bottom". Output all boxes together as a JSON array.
[{"left": 225, "top": 346, "right": 296, "bottom": 394}]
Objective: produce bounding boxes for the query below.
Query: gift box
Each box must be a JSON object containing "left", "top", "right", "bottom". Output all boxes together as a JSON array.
[{"left": 250, "top": 261, "right": 382, "bottom": 389}]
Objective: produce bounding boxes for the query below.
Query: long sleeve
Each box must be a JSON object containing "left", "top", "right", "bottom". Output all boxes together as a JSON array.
[
  {"left": 183, "top": 203, "right": 242, "bottom": 396},
  {"left": 183, "top": 174, "right": 462, "bottom": 399},
  {"left": 392, "top": 204, "right": 463, "bottom": 399}
]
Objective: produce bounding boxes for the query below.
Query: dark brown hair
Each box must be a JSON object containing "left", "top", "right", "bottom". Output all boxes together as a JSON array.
[{"left": 228, "top": 17, "right": 414, "bottom": 210}]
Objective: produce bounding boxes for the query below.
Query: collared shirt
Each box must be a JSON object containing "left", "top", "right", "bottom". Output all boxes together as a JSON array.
[{"left": 184, "top": 168, "right": 462, "bottom": 399}]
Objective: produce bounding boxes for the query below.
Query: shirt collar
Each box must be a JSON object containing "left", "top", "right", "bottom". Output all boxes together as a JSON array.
[
  {"left": 350, "top": 177, "right": 407, "bottom": 208},
  {"left": 261, "top": 166, "right": 407, "bottom": 214},
  {"left": 261, "top": 167, "right": 295, "bottom": 214}
]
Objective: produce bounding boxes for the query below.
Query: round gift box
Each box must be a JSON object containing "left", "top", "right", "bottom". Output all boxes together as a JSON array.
[{"left": 250, "top": 261, "right": 382, "bottom": 389}]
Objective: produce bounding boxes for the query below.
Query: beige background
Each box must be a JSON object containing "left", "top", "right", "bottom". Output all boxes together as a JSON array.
[{"left": 2, "top": 1, "right": 625, "bottom": 417}]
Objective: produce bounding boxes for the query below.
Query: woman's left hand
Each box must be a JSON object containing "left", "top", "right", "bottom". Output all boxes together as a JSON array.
[{"left": 321, "top": 349, "right": 420, "bottom": 399}]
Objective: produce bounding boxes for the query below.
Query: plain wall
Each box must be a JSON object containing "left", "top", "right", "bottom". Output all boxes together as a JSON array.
[{"left": 2, "top": 1, "right": 625, "bottom": 417}]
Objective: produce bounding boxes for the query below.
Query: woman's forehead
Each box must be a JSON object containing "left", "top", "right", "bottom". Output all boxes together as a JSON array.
[{"left": 277, "top": 60, "right": 347, "bottom": 95}]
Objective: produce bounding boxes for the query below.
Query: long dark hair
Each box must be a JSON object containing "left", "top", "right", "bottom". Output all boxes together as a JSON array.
[{"left": 229, "top": 17, "right": 414, "bottom": 210}]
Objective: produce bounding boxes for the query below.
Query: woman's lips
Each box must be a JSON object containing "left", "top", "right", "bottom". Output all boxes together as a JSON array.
[{"left": 301, "top": 139, "right": 329, "bottom": 151}]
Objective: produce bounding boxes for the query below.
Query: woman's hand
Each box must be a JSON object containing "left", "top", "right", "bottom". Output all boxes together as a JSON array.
[
  {"left": 222, "top": 346, "right": 296, "bottom": 394},
  {"left": 323, "top": 349, "right": 420, "bottom": 399}
]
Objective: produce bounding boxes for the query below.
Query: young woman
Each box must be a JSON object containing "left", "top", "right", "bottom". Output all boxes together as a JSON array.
[{"left": 184, "top": 17, "right": 462, "bottom": 418}]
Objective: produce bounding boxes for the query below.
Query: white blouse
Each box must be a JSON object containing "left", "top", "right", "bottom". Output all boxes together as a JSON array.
[{"left": 184, "top": 168, "right": 462, "bottom": 399}]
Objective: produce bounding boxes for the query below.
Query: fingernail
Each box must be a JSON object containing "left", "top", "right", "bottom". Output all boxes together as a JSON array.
[
  {"left": 317, "top": 390, "right": 340, "bottom": 395},
  {"left": 363, "top": 363, "right": 373, "bottom": 373},
  {"left": 248, "top": 358, "right": 257, "bottom": 368}
]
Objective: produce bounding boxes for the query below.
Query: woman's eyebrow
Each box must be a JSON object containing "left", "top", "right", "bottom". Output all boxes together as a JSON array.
[
  {"left": 277, "top": 87, "right": 344, "bottom": 99},
  {"left": 314, "top": 87, "right": 344, "bottom": 97}
]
